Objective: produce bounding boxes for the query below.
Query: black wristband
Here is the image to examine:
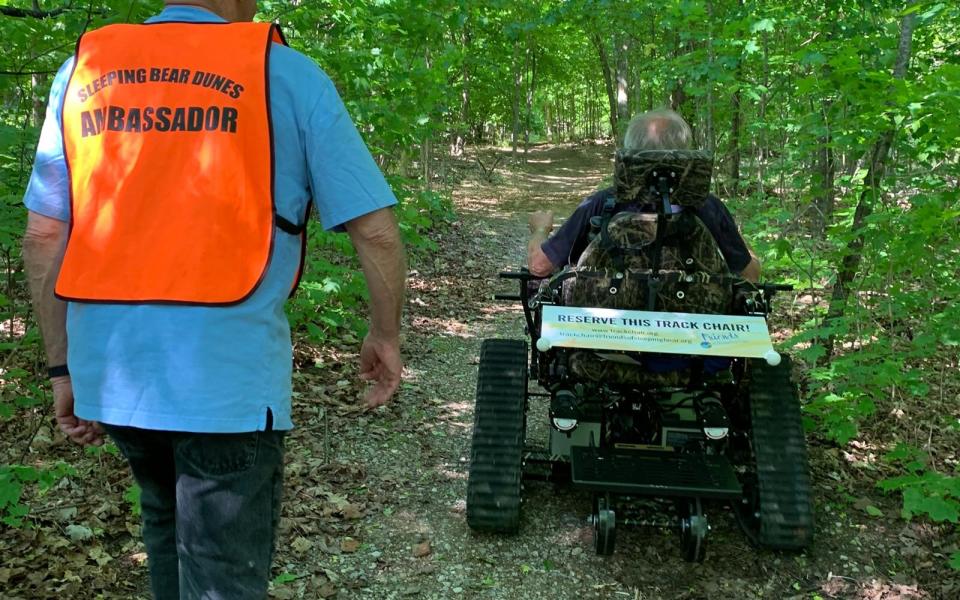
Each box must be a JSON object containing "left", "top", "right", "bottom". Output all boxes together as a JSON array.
[{"left": 47, "top": 364, "right": 70, "bottom": 378}]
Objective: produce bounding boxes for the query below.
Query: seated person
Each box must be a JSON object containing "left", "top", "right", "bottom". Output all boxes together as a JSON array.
[
  {"left": 527, "top": 109, "right": 760, "bottom": 283},
  {"left": 527, "top": 109, "right": 759, "bottom": 385}
]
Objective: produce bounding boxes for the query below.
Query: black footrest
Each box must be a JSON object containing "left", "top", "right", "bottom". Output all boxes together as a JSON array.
[{"left": 570, "top": 447, "right": 741, "bottom": 499}]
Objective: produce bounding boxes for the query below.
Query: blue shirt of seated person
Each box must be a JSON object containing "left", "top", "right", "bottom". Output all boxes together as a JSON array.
[{"left": 541, "top": 187, "right": 752, "bottom": 274}]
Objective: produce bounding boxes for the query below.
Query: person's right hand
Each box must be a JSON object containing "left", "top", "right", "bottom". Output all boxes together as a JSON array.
[
  {"left": 52, "top": 376, "right": 104, "bottom": 446},
  {"left": 358, "top": 333, "right": 403, "bottom": 409},
  {"left": 528, "top": 210, "right": 554, "bottom": 234}
]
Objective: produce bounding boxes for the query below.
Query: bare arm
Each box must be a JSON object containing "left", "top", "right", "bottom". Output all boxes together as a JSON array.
[
  {"left": 740, "top": 239, "right": 762, "bottom": 283},
  {"left": 741, "top": 255, "right": 761, "bottom": 283},
  {"left": 22, "top": 211, "right": 102, "bottom": 445},
  {"left": 22, "top": 211, "right": 68, "bottom": 365},
  {"left": 344, "top": 207, "right": 407, "bottom": 407},
  {"left": 527, "top": 210, "right": 556, "bottom": 277}
]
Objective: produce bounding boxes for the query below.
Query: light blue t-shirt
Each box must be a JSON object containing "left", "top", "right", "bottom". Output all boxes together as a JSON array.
[{"left": 23, "top": 6, "right": 397, "bottom": 432}]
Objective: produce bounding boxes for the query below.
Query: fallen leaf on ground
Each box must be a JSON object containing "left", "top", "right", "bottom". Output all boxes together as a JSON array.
[
  {"left": 340, "top": 503, "right": 364, "bottom": 519},
  {"left": 413, "top": 541, "right": 431, "bottom": 557},
  {"left": 290, "top": 536, "right": 313, "bottom": 554}
]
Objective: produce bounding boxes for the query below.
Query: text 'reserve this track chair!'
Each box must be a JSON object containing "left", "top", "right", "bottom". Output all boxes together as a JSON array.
[{"left": 466, "top": 149, "right": 814, "bottom": 562}]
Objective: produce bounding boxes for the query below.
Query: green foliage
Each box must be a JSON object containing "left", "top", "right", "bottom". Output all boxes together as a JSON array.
[
  {"left": 286, "top": 228, "right": 368, "bottom": 343},
  {"left": 0, "top": 462, "right": 76, "bottom": 527},
  {"left": 393, "top": 180, "right": 455, "bottom": 251},
  {"left": 0, "top": 336, "right": 45, "bottom": 420},
  {"left": 880, "top": 443, "right": 960, "bottom": 525}
]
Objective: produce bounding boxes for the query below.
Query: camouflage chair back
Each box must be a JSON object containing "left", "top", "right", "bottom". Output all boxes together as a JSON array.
[{"left": 562, "top": 150, "right": 735, "bottom": 387}]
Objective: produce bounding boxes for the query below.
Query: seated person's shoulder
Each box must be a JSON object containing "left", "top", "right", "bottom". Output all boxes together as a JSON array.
[
  {"left": 577, "top": 186, "right": 615, "bottom": 212},
  {"left": 697, "top": 193, "right": 736, "bottom": 220}
]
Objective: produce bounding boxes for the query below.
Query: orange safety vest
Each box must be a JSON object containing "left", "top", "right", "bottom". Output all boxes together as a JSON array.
[{"left": 56, "top": 22, "right": 299, "bottom": 305}]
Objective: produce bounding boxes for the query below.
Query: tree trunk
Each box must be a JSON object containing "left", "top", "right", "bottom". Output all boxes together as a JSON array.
[
  {"left": 524, "top": 42, "right": 537, "bottom": 158},
  {"left": 812, "top": 20, "right": 837, "bottom": 234},
  {"left": 511, "top": 40, "right": 521, "bottom": 158},
  {"left": 615, "top": 35, "right": 629, "bottom": 143},
  {"left": 628, "top": 36, "right": 641, "bottom": 118},
  {"left": 705, "top": 0, "right": 715, "bottom": 154},
  {"left": 814, "top": 97, "right": 836, "bottom": 237},
  {"left": 591, "top": 33, "right": 618, "bottom": 138},
  {"left": 647, "top": 14, "right": 656, "bottom": 112},
  {"left": 422, "top": 137, "right": 431, "bottom": 190},
  {"left": 727, "top": 0, "right": 745, "bottom": 193},
  {"left": 756, "top": 31, "right": 770, "bottom": 184},
  {"left": 451, "top": 25, "right": 471, "bottom": 157},
  {"left": 821, "top": 12, "right": 915, "bottom": 362},
  {"left": 545, "top": 102, "right": 553, "bottom": 142},
  {"left": 670, "top": 32, "right": 693, "bottom": 136}
]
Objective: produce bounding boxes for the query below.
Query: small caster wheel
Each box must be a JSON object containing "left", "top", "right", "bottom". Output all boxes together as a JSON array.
[
  {"left": 593, "top": 494, "right": 616, "bottom": 556},
  {"left": 678, "top": 498, "right": 707, "bottom": 563}
]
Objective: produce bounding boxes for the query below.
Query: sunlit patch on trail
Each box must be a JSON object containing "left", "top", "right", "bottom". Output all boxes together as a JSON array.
[
  {"left": 436, "top": 466, "right": 466, "bottom": 481},
  {"left": 409, "top": 316, "right": 473, "bottom": 338},
  {"left": 438, "top": 400, "right": 473, "bottom": 422},
  {"left": 449, "top": 499, "right": 467, "bottom": 515},
  {"left": 400, "top": 365, "right": 426, "bottom": 383},
  {"left": 479, "top": 304, "right": 522, "bottom": 316}
]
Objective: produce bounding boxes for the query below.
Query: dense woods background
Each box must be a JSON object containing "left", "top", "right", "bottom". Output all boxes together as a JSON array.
[{"left": 1, "top": 0, "right": 958, "bottom": 586}]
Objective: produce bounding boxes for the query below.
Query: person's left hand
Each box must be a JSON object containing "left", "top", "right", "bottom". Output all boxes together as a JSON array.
[
  {"left": 52, "top": 376, "right": 104, "bottom": 446},
  {"left": 358, "top": 333, "right": 403, "bottom": 408}
]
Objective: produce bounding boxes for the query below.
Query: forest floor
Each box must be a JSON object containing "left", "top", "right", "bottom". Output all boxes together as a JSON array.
[{"left": 2, "top": 143, "right": 957, "bottom": 599}]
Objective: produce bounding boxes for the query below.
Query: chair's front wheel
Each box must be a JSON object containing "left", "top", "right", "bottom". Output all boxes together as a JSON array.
[
  {"left": 678, "top": 498, "right": 707, "bottom": 563},
  {"left": 593, "top": 494, "right": 616, "bottom": 556}
]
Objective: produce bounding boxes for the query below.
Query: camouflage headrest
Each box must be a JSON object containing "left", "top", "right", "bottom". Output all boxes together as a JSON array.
[{"left": 613, "top": 149, "right": 714, "bottom": 209}]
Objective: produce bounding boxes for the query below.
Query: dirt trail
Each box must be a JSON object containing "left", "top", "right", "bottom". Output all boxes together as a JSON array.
[{"left": 280, "top": 143, "right": 956, "bottom": 600}]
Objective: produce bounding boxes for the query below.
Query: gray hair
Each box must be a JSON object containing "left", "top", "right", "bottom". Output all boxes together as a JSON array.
[{"left": 623, "top": 109, "right": 693, "bottom": 151}]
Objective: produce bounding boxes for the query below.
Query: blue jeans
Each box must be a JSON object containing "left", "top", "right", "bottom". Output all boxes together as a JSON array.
[{"left": 103, "top": 425, "right": 285, "bottom": 600}]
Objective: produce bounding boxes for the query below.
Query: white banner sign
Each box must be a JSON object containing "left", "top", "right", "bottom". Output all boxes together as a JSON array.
[{"left": 538, "top": 306, "right": 780, "bottom": 364}]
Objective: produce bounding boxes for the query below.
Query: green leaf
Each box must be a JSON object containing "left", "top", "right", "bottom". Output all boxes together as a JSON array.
[
  {"left": 123, "top": 484, "right": 142, "bottom": 517},
  {"left": 272, "top": 572, "right": 299, "bottom": 586},
  {"left": 915, "top": 496, "right": 959, "bottom": 523},
  {"left": 750, "top": 18, "right": 776, "bottom": 33},
  {"left": 65, "top": 523, "right": 94, "bottom": 541},
  {"left": 801, "top": 52, "right": 827, "bottom": 67}
]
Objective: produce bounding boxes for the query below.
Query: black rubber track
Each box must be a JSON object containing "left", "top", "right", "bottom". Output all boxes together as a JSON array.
[
  {"left": 466, "top": 339, "right": 528, "bottom": 533},
  {"left": 738, "top": 356, "right": 815, "bottom": 550}
]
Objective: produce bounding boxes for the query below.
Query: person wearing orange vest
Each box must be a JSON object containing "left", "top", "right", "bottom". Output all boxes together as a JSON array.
[{"left": 22, "top": 1, "right": 406, "bottom": 598}]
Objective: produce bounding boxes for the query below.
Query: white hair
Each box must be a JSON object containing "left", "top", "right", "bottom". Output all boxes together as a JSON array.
[{"left": 623, "top": 109, "right": 693, "bottom": 151}]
